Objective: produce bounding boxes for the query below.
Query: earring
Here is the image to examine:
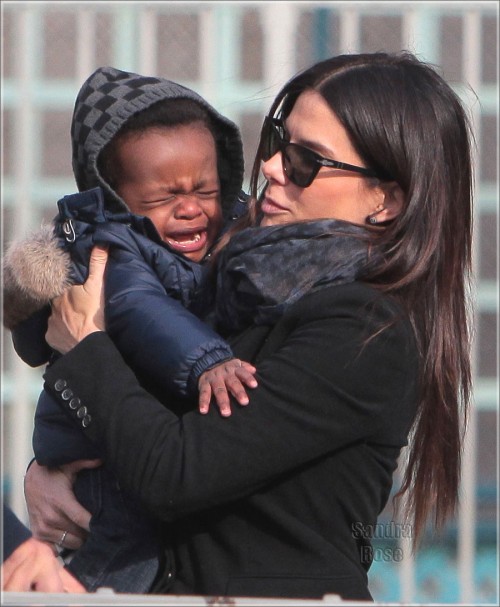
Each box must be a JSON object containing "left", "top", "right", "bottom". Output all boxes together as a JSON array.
[{"left": 366, "top": 205, "right": 384, "bottom": 225}]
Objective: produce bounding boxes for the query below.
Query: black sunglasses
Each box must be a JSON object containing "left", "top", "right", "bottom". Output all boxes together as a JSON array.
[{"left": 262, "top": 117, "right": 382, "bottom": 188}]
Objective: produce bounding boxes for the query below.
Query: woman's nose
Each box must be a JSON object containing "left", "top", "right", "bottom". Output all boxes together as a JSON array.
[{"left": 262, "top": 151, "right": 287, "bottom": 185}]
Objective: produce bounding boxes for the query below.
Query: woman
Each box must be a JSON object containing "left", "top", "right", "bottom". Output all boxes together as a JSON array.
[{"left": 24, "top": 51, "right": 473, "bottom": 600}]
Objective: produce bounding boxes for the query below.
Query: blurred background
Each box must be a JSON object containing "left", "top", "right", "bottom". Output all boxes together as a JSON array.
[{"left": 1, "top": 1, "right": 498, "bottom": 604}]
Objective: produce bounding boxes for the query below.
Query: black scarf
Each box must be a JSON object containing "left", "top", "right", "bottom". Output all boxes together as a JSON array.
[{"left": 215, "top": 219, "right": 374, "bottom": 334}]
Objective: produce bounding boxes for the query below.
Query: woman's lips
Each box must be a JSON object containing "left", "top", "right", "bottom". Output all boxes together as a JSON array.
[{"left": 261, "top": 196, "right": 289, "bottom": 215}]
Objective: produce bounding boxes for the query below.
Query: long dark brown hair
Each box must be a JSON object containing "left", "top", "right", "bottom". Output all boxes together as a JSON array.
[{"left": 242, "top": 52, "right": 474, "bottom": 545}]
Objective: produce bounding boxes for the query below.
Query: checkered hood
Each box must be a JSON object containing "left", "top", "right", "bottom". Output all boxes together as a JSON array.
[{"left": 71, "top": 66, "right": 244, "bottom": 217}]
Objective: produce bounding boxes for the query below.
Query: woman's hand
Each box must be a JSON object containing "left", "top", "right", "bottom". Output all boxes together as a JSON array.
[
  {"left": 1, "top": 536, "right": 86, "bottom": 592},
  {"left": 198, "top": 358, "right": 258, "bottom": 417},
  {"left": 46, "top": 246, "right": 108, "bottom": 354},
  {"left": 24, "top": 459, "right": 102, "bottom": 551}
]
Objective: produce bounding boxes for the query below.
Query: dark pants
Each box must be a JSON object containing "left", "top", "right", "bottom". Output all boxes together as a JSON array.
[{"left": 63, "top": 466, "right": 164, "bottom": 593}]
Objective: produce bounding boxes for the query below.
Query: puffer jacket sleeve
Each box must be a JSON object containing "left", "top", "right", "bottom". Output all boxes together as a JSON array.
[
  {"left": 94, "top": 222, "right": 234, "bottom": 398},
  {"left": 3, "top": 222, "right": 72, "bottom": 367},
  {"left": 11, "top": 307, "right": 52, "bottom": 367}
]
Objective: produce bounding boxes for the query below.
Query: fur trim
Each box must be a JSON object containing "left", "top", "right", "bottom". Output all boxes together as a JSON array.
[{"left": 2, "top": 224, "right": 71, "bottom": 329}]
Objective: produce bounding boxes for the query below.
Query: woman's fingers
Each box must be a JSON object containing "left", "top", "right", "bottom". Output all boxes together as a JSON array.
[
  {"left": 84, "top": 245, "right": 108, "bottom": 321},
  {"left": 24, "top": 461, "right": 91, "bottom": 544},
  {"left": 62, "top": 458, "right": 103, "bottom": 475},
  {"left": 1, "top": 541, "right": 65, "bottom": 592},
  {"left": 46, "top": 245, "right": 109, "bottom": 353},
  {"left": 1, "top": 537, "right": 86, "bottom": 593},
  {"left": 57, "top": 460, "right": 103, "bottom": 533},
  {"left": 86, "top": 245, "right": 109, "bottom": 287},
  {"left": 55, "top": 529, "right": 84, "bottom": 551}
]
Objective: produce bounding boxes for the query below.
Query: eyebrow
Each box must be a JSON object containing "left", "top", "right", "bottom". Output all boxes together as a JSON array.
[
  {"left": 283, "top": 123, "right": 336, "bottom": 159},
  {"left": 298, "top": 138, "right": 336, "bottom": 159}
]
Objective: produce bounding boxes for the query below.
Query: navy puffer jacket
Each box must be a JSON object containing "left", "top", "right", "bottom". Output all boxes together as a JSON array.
[{"left": 18, "top": 187, "right": 247, "bottom": 465}]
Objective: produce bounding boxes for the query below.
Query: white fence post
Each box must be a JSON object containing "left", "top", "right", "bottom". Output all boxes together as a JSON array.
[{"left": 8, "top": 2, "right": 38, "bottom": 524}]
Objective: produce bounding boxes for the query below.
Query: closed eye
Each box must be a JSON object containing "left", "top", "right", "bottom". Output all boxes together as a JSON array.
[
  {"left": 196, "top": 190, "right": 220, "bottom": 199},
  {"left": 140, "top": 195, "right": 177, "bottom": 207},
  {"left": 141, "top": 188, "right": 219, "bottom": 205}
]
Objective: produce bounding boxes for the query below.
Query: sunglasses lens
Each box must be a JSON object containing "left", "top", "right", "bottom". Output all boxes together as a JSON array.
[
  {"left": 263, "top": 120, "right": 281, "bottom": 161},
  {"left": 262, "top": 119, "right": 317, "bottom": 187},
  {"left": 283, "top": 144, "right": 316, "bottom": 188}
]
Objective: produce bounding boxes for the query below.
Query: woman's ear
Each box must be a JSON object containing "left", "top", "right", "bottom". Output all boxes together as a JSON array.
[{"left": 378, "top": 181, "right": 405, "bottom": 222}]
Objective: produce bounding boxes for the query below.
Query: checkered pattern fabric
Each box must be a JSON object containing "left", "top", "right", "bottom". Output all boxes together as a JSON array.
[
  {"left": 71, "top": 67, "right": 244, "bottom": 216},
  {"left": 215, "top": 219, "right": 374, "bottom": 333}
]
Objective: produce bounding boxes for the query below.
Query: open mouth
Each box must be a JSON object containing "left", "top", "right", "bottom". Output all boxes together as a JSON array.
[{"left": 165, "top": 230, "right": 208, "bottom": 254}]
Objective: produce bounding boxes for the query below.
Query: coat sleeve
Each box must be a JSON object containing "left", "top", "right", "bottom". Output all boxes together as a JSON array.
[
  {"left": 10, "top": 307, "right": 53, "bottom": 367},
  {"left": 43, "top": 284, "right": 418, "bottom": 521},
  {"left": 98, "top": 225, "right": 233, "bottom": 398},
  {"left": 3, "top": 222, "right": 71, "bottom": 367},
  {"left": 2, "top": 503, "right": 32, "bottom": 561}
]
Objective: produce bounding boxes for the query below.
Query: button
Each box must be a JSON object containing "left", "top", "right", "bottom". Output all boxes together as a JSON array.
[
  {"left": 54, "top": 379, "right": 67, "bottom": 391},
  {"left": 82, "top": 414, "right": 92, "bottom": 428},
  {"left": 76, "top": 406, "right": 88, "bottom": 419},
  {"left": 61, "top": 389, "right": 73, "bottom": 401},
  {"left": 69, "top": 397, "right": 81, "bottom": 410}
]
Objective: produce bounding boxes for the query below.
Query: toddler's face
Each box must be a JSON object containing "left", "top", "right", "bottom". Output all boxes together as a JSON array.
[{"left": 114, "top": 125, "right": 223, "bottom": 262}]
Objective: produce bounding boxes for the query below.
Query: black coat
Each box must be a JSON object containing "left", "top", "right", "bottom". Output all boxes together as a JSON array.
[{"left": 44, "top": 281, "right": 418, "bottom": 601}]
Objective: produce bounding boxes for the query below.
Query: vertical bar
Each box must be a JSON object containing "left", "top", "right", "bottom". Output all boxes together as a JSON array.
[
  {"left": 399, "top": 8, "right": 423, "bottom": 599},
  {"left": 198, "top": 3, "right": 244, "bottom": 121},
  {"left": 112, "top": 3, "right": 137, "bottom": 71},
  {"left": 262, "top": 2, "right": 298, "bottom": 99},
  {"left": 138, "top": 5, "right": 157, "bottom": 75},
  {"left": 215, "top": 4, "right": 242, "bottom": 95},
  {"left": 397, "top": 458, "right": 416, "bottom": 602},
  {"left": 9, "top": 3, "right": 38, "bottom": 525},
  {"left": 198, "top": 5, "right": 216, "bottom": 103},
  {"left": 399, "top": 7, "right": 456, "bottom": 600},
  {"left": 402, "top": 4, "right": 418, "bottom": 54},
  {"left": 312, "top": 7, "right": 330, "bottom": 62},
  {"left": 458, "top": 7, "right": 482, "bottom": 604},
  {"left": 76, "top": 7, "right": 95, "bottom": 84},
  {"left": 402, "top": 4, "right": 440, "bottom": 63},
  {"left": 338, "top": 5, "right": 359, "bottom": 54}
]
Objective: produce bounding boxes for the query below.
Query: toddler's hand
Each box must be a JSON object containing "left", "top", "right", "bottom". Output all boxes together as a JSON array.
[{"left": 198, "top": 359, "right": 257, "bottom": 417}]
